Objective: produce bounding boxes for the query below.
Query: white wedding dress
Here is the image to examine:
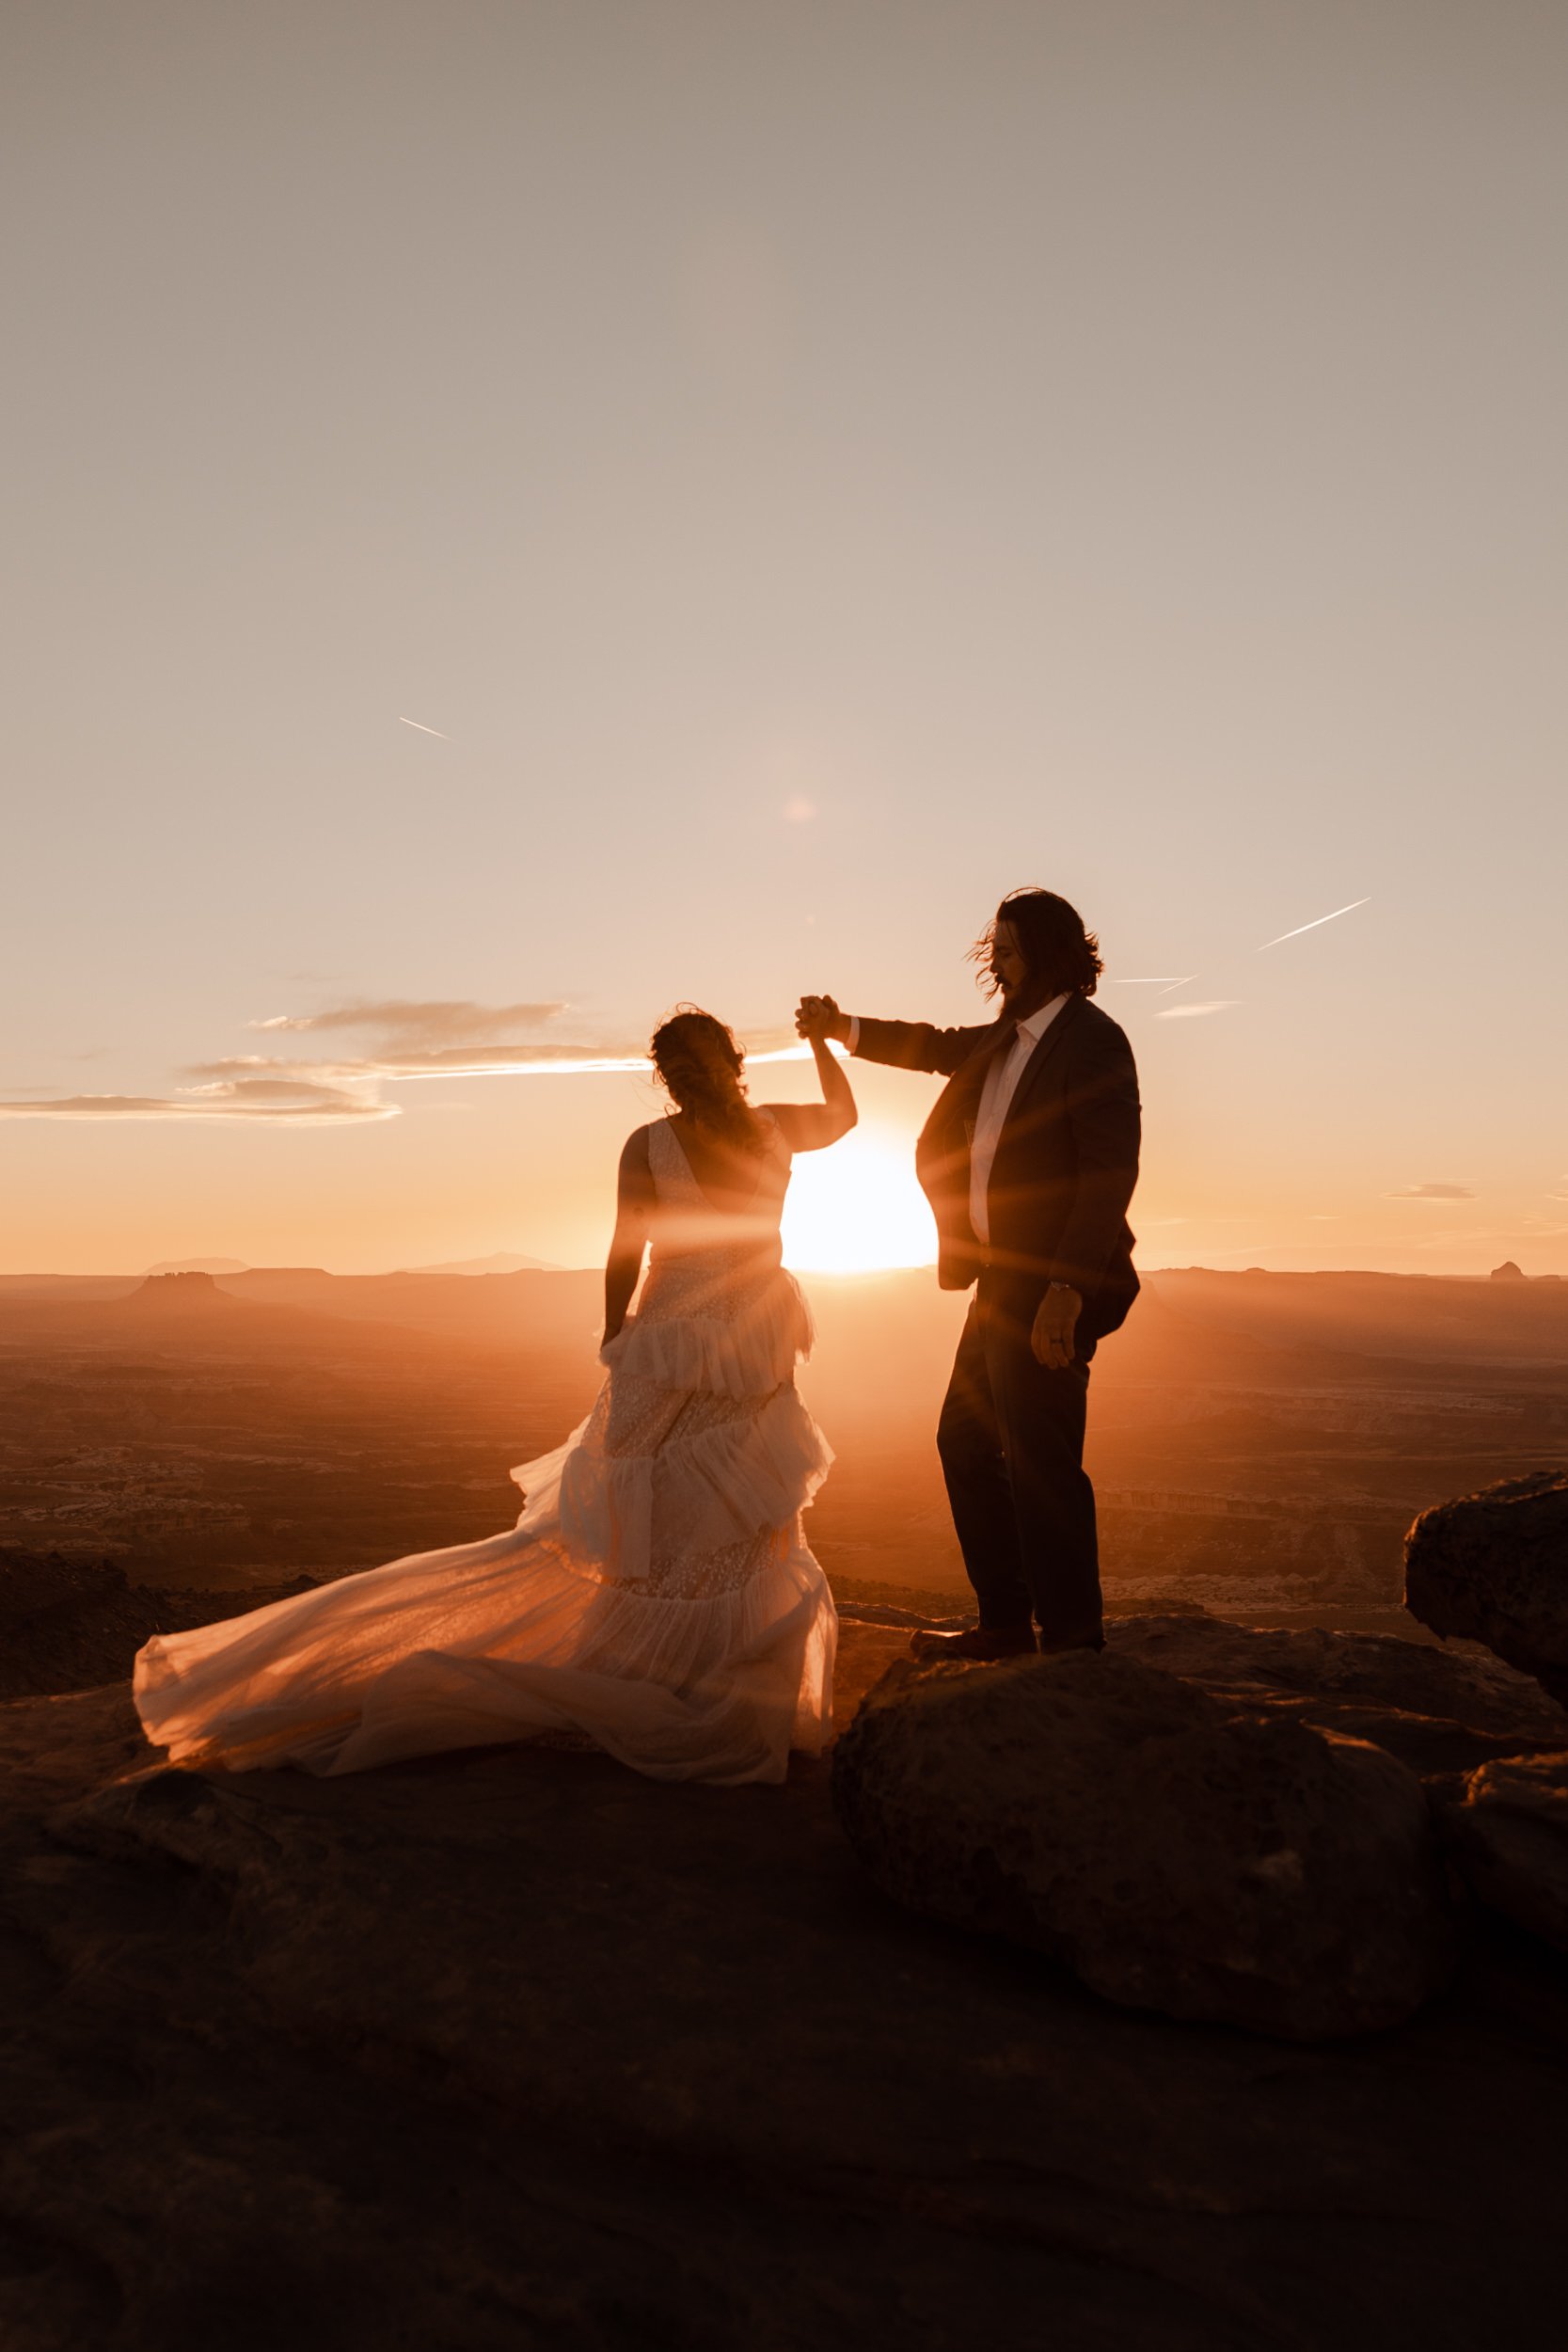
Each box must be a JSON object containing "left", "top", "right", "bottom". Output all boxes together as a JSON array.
[{"left": 134, "top": 1114, "right": 837, "bottom": 1784}]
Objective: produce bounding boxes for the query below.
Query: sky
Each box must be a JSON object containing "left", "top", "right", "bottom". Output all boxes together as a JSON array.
[{"left": 3, "top": 0, "right": 1564, "bottom": 1276}]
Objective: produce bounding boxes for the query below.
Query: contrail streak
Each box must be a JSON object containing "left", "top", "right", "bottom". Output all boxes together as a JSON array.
[
  {"left": 398, "top": 716, "right": 451, "bottom": 739},
  {"left": 388, "top": 1041, "right": 828, "bottom": 1083},
  {"left": 1258, "top": 897, "right": 1370, "bottom": 950}
]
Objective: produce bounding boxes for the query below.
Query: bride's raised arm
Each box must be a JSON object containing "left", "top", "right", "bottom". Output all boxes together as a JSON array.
[
  {"left": 603, "top": 1126, "right": 655, "bottom": 1345},
  {"left": 761, "top": 1019, "right": 857, "bottom": 1152}
]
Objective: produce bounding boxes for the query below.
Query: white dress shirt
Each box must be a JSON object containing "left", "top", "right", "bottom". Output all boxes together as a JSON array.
[
  {"left": 847, "top": 996, "right": 1068, "bottom": 1248},
  {"left": 967, "top": 996, "right": 1068, "bottom": 1246}
]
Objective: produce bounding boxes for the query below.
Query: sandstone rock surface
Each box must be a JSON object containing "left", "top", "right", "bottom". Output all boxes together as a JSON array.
[
  {"left": 1107, "top": 1611, "right": 1567, "bottom": 1777},
  {"left": 2, "top": 1620, "right": 1565, "bottom": 2348},
  {"left": 832, "top": 1649, "right": 1453, "bottom": 2040},
  {"left": 0, "top": 1551, "right": 318, "bottom": 1702},
  {"left": 1404, "top": 1471, "right": 1568, "bottom": 1706},
  {"left": 1441, "top": 1750, "right": 1568, "bottom": 1953}
]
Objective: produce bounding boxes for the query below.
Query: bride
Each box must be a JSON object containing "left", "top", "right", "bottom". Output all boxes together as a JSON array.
[{"left": 134, "top": 1004, "right": 855, "bottom": 1785}]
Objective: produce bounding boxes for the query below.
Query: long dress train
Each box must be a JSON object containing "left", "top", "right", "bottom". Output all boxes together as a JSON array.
[{"left": 133, "top": 1115, "right": 837, "bottom": 1784}]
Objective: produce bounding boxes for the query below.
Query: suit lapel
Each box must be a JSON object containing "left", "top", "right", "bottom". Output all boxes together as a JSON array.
[
  {"left": 1000, "top": 995, "right": 1081, "bottom": 1132},
  {"left": 947, "top": 1018, "right": 1016, "bottom": 1117},
  {"left": 917, "top": 1017, "right": 1012, "bottom": 1173}
]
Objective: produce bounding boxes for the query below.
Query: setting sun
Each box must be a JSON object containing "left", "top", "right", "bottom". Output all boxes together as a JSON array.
[{"left": 781, "top": 1124, "right": 937, "bottom": 1273}]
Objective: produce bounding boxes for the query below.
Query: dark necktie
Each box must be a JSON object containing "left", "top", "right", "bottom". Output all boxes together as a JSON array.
[{"left": 981, "top": 1017, "right": 1018, "bottom": 1074}]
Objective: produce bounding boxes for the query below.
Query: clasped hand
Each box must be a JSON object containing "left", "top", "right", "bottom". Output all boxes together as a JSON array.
[{"left": 795, "top": 993, "right": 846, "bottom": 1045}]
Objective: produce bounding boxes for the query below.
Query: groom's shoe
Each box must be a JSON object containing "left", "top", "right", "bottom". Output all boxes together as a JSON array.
[
  {"left": 908, "top": 1624, "right": 1037, "bottom": 1662},
  {"left": 1036, "top": 1627, "right": 1105, "bottom": 1658}
]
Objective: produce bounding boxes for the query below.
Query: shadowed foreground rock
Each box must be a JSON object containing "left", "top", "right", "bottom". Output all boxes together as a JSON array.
[
  {"left": 0, "top": 1552, "right": 317, "bottom": 1702},
  {"left": 1108, "top": 1612, "right": 1567, "bottom": 1777},
  {"left": 832, "top": 1649, "right": 1453, "bottom": 2040},
  {"left": 1441, "top": 1750, "right": 1568, "bottom": 1953},
  {"left": 1404, "top": 1471, "right": 1568, "bottom": 1706},
  {"left": 2, "top": 1622, "right": 1564, "bottom": 2349},
  {"left": 1102, "top": 1615, "right": 1568, "bottom": 1983}
]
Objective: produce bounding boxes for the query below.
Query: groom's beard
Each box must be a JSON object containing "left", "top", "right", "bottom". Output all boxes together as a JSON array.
[{"left": 1000, "top": 980, "right": 1060, "bottom": 1022}]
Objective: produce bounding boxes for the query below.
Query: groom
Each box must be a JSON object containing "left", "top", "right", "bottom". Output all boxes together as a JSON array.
[{"left": 798, "top": 887, "right": 1140, "bottom": 1659}]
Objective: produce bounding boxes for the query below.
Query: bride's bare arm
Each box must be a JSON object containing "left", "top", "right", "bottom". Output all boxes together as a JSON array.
[
  {"left": 603, "top": 1127, "right": 655, "bottom": 1344},
  {"left": 763, "top": 1028, "right": 858, "bottom": 1153}
]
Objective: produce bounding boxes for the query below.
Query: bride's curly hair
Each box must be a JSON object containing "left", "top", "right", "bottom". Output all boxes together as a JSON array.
[{"left": 649, "top": 1008, "right": 765, "bottom": 1154}]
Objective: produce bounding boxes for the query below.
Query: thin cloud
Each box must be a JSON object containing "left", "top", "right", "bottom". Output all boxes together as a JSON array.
[
  {"left": 233, "top": 1000, "right": 810, "bottom": 1085},
  {"left": 1110, "top": 976, "right": 1196, "bottom": 989},
  {"left": 253, "top": 1000, "right": 566, "bottom": 1042},
  {"left": 398, "top": 716, "right": 451, "bottom": 739},
  {"left": 5, "top": 1000, "right": 820, "bottom": 1129},
  {"left": 1383, "top": 1182, "right": 1476, "bottom": 1201},
  {"left": 205, "top": 1042, "right": 654, "bottom": 1086},
  {"left": 200, "top": 1037, "right": 817, "bottom": 1086},
  {"left": 1258, "top": 898, "right": 1370, "bottom": 950},
  {"left": 1155, "top": 1000, "right": 1239, "bottom": 1020},
  {"left": 242, "top": 998, "right": 584, "bottom": 1079},
  {"left": 0, "top": 1078, "right": 393, "bottom": 1123}
]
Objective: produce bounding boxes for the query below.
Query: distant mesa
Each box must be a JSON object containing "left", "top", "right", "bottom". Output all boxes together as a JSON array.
[
  {"left": 142, "top": 1257, "right": 250, "bottom": 1276},
  {"left": 1490, "top": 1261, "right": 1527, "bottom": 1281},
  {"left": 409, "top": 1252, "right": 562, "bottom": 1276},
  {"left": 122, "top": 1271, "right": 239, "bottom": 1312}
]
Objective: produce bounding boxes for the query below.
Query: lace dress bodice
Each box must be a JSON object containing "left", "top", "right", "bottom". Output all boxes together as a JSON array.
[
  {"left": 640, "top": 1109, "right": 792, "bottom": 1320},
  {"left": 556, "top": 1113, "right": 824, "bottom": 1601}
]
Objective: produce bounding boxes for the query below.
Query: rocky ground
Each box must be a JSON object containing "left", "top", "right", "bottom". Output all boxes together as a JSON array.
[{"left": 4, "top": 1531, "right": 1568, "bottom": 2348}]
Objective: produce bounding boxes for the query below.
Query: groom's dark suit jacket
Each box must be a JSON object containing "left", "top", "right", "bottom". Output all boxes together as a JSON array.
[{"left": 854, "top": 995, "right": 1142, "bottom": 1346}]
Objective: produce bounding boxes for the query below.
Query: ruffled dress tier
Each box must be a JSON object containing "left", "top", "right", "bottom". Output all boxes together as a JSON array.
[{"left": 133, "top": 1116, "right": 837, "bottom": 1785}]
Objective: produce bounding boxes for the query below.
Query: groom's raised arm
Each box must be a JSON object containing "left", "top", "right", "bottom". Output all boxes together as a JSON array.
[
  {"left": 796, "top": 995, "right": 991, "bottom": 1079},
  {"left": 848, "top": 1015, "right": 990, "bottom": 1079}
]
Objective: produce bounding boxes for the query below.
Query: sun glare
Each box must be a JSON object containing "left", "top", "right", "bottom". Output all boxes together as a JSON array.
[{"left": 781, "top": 1124, "right": 937, "bottom": 1274}]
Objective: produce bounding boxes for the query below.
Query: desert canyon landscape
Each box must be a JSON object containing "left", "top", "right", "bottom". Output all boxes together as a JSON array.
[
  {"left": 7, "top": 0, "right": 1568, "bottom": 2340},
  {"left": 4, "top": 1259, "right": 1568, "bottom": 2344},
  {"left": 4, "top": 1258, "right": 1564, "bottom": 1646}
]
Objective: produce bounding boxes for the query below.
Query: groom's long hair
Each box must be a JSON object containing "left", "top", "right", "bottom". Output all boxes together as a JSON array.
[
  {"left": 972, "top": 888, "right": 1103, "bottom": 1001},
  {"left": 649, "top": 1009, "right": 766, "bottom": 1154}
]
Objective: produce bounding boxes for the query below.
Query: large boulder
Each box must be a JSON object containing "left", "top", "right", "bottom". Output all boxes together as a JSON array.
[
  {"left": 1404, "top": 1472, "right": 1568, "bottom": 1707},
  {"left": 831, "top": 1650, "right": 1453, "bottom": 2040},
  {"left": 1107, "top": 1613, "right": 1567, "bottom": 1779},
  {"left": 1440, "top": 1751, "right": 1568, "bottom": 1953}
]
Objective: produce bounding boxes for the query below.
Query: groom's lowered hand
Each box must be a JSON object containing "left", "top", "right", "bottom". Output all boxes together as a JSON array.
[{"left": 1031, "top": 1285, "right": 1083, "bottom": 1370}]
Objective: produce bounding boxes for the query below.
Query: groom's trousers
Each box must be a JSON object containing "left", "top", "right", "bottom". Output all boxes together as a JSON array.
[{"left": 935, "top": 1275, "right": 1102, "bottom": 1644}]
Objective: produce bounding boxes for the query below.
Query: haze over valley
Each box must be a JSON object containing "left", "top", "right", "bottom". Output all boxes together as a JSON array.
[{"left": 6, "top": 1262, "right": 1563, "bottom": 1650}]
